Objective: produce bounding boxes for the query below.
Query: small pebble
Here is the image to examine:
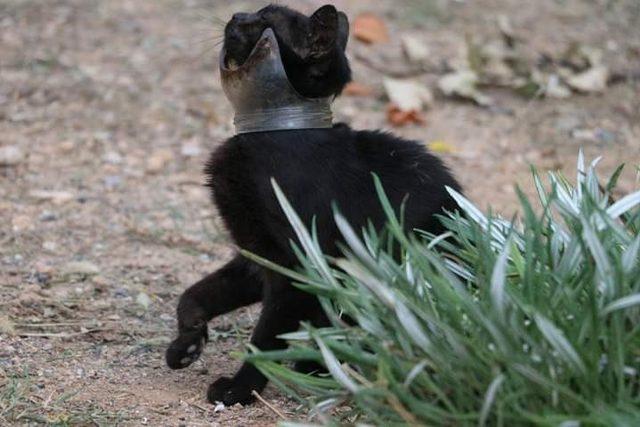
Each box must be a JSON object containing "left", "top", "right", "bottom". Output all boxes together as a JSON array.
[
  {"left": 114, "top": 288, "right": 129, "bottom": 298},
  {"left": 39, "top": 210, "right": 57, "bottom": 221},
  {"left": 0, "top": 145, "right": 25, "bottom": 166},
  {"left": 181, "top": 140, "right": 201, "bottom": 157},
  {"left": 103, "top": 151, "right": 123, "bottom": 164},
  {"left": 42, "top": 241, "right": 57, "bottom": 252},
  {"left": 104, "top": 175, "right": 122, "bottom": 189}
]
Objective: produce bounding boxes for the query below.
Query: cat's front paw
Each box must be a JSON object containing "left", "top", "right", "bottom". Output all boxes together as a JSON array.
[
  {"left": 165, "top": 328, "right": 206, "bottom": 369},
  {"left": 207, "top": 376, "right": 256, "bottom": 406}
]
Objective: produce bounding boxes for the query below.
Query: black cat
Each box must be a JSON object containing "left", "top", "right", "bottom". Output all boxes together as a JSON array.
[{"left": 165, "top": 4, "right": 462, "bottom": 406}]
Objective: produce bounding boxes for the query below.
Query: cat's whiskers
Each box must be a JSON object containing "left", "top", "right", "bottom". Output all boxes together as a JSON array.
[
  {"left": 193, "top": 9, "right": 229, "bottom": 28},
  {"left": 192, "top": 34, "right": 224, "bottom": 46}
]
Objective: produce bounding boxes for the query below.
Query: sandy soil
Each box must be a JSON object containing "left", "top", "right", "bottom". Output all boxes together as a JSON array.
[{"left": 1, "top": 0, "right": 639, "bottom": 425}]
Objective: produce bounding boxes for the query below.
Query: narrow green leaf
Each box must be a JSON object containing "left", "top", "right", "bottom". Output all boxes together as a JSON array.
[
  {"left": 534, "top": 314, "right": 586, "bottom": 374},
  {"left": 478, "top": 373, "right": 505, "bottom": 427},
  {"left": 490, "top": 238, "right": 511, "bottom": 321},
  {"left": 607, "top": 190, "right": 640, "bottom": 219},
  {"left": 602, "top": 294, "right": 640, "bottom": 316}
]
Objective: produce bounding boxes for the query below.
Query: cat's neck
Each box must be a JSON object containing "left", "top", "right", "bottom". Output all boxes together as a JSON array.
[{"left": 233, "top": 101, "right": 333, "bottom": 134}]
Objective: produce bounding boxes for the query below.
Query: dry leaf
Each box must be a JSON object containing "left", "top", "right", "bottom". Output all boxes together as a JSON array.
[
  {"left": 545, "top": 74, "right": 572, "bottom": 98},
  {"left": 136, "top": 292, "right": 152, "bottom": 310},
  {"left": 401, "top": 34, "right": 430, "bottom": 64},
  {"left": 383, "top": 78, "right": 433, "bottom": 112},
  {"left": 353, "top": 13, "right": 389, "bottom": 44},
  {"left": 386, "top": 105, "right": 426, "bottom": 127},
  {"left": 29, "top": 190, "right": 75, "bottom": 205},
  {"left": 146, "top": 148, "right": 173, "bottom": 173},
  {"left": 343, "top": 81, "right": 374, "bottom": 97},
  {"left": 497, "top": 15, "right": 519, "bottom": 47},
  {"left": 428, "top": 141, "right": 458, "bottom": 154},
  {"left": 438, "top": 70, "right": 493, "bottom": 106},
  {"left": 563, "top": 43, "right": 604, "bottom": 71},
  {"left": 566, "top": 66, "right": 608, "bottom": 93},
  {"left": 0, "top": 314, "right": 15, "bottom": 335},
  {"left": 63, "top": 261, "right": 100, "bottom": 276}
]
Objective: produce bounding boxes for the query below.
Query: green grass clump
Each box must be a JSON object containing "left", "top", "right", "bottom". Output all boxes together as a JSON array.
[{"left": 245, "top": 153, "right": 640, "bottom": 426}]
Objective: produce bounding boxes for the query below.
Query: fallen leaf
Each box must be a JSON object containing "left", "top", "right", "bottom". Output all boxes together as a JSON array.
[
  {"left": 383, "top": 78, "right": 433, "bottom": 112},
  {"left": 428, "top": 141, "right": 458, "bottom": 154},
  {"left": 63, "top": 261, "right": 100, "bottom": 276},
  {"left": 401, "top": 34, "right": 430, "bottom": 64},
  {"left": 571, "top": 128, "right": 616, "bottom": 144},
  {"left": 353, "top": 13, "right": 389, "bottom": 44},
  {"left": 437, "top": 70, "right": 493, "bottom": 106},
  {"left": 343, "top": 81, "right": 374, "bottom": 97},
  {"left": 565, "top": 65, "right": 608, "bottom": 93},
  {"left": 29, "top": 190, "right": 75, "bottom": 205},
  {"left": 497, "top": 15, "right": 517, "bottom": 46},
  {"left": 386, "top": 105, "right": 426, "bottom": 127},
  {"left": 544, "top": 74, "right": 572, "bottom": 98},
  {"left": 146, "top": 148, "right": 173, "bottom": 173},
  {"left": 563, "top": 43, "right": 603, "bottom": 70},
  {"left": 0, "top": 314, "right": 15, "bottom": 335},
  {"left": 480, "top": 39, "right": 521, "bottom": 84},
  {"left": 136, "top": 292, "right": 152, "bottom": 310}
]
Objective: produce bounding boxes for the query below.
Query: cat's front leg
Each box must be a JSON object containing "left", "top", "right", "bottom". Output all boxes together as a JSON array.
[
  {"left": 207, "top": 281, "right": 320, "bottom": 405},
  {"left": 166, "top": 255, "right": 263, "bottom": 369}
]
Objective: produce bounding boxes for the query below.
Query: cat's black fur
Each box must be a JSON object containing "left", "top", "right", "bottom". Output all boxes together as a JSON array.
[{"left": 165, "top": 4, "right": 462, "bottom": 406}]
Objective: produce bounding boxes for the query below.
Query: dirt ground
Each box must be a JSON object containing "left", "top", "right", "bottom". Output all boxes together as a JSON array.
[{"left": 1, "top": 0, "right": 639, "bottom": 425}]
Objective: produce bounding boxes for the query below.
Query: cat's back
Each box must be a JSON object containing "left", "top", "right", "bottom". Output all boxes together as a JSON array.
[{"left": 206, "top": 124, "right": 460, "bottom": 255}]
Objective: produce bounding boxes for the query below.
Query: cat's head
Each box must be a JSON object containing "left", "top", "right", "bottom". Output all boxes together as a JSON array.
[{"left": 223, "top": 4, "right": 351, "bottom": 98}]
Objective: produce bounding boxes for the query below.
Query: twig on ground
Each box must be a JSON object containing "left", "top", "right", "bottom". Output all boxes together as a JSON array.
[
  {"left": 17, "top": 328, "right": 104, "bottom": 338},
  {"left": 14, "top": 321, "right": 103, "bottom": 328},
  {"left": 251, "top": 390, "right": 288, "bottom": 420},
  {"left": 185, "top": 399, "right": 209, "bottom": 413}
]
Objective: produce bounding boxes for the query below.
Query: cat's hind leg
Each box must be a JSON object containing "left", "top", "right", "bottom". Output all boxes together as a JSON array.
[
  {"left": 207, "top": 279, "right": 319, "bottom": 405},
  {"left": 166, "top": 255, "right": 263, "bottom": 369}
]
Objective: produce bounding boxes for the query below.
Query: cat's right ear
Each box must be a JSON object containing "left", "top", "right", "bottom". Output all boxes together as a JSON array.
[
  {"left": 309, "top": 5, "right": 349, "bottom": 57},
  {"left": 309, "top": 5, "right": 339, "bottom": 56}
]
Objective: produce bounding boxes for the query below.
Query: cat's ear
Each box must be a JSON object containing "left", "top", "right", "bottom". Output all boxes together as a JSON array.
[{"left": 309, "top": 5, "right": 342, "bottom": 57}]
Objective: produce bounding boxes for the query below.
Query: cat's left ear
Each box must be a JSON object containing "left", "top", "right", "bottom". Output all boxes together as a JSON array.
[{"left": 309, "top": 5, "right": 349, "bottom": 57}]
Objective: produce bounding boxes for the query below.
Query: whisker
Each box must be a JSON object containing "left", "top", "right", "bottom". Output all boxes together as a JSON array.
[
  {"left": 191, "top": 44, "right": 221, "bottom": 65},
  {"left": 192, "top": 36, "right": 224, "bottom": 46},
  {"left": 192, "top": 9, "right": 228, "bottom": 27}
]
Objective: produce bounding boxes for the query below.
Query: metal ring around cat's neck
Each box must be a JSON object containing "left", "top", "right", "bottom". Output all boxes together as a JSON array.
[{"left": 219, "top": 28, "right": 333, "bottom": 134}]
